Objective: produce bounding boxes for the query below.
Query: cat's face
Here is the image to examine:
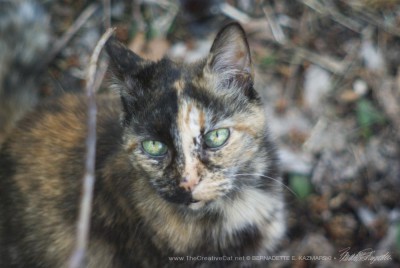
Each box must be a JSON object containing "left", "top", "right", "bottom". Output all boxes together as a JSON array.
[{"left": 106, "top": 23, "right": 278, "bottom": 210}]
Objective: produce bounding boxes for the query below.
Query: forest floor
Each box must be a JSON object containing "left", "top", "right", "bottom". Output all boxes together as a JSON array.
[{"left": 38, "top": 0, "right": 400, "bottom": 267}]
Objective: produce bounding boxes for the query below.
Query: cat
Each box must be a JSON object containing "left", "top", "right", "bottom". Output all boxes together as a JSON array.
[{"left": 0, "top": 22, "right": 286, "bottom": 267}]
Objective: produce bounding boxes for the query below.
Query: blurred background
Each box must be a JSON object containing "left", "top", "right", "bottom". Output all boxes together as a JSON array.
[{"left": 1, "top": 0, "right": 400, "bottom": 267}]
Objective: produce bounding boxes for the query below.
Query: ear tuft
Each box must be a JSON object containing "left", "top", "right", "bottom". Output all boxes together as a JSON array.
[{"left": 207, "top": 22, "right": 253, "bottom": 80}]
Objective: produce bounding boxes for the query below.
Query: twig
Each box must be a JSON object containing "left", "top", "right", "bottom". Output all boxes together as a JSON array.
[
  {"left": 219, "top": 2, "right": 251, "bottom": 24},
  {"left": 263, "top": 6, "right": 287, "bottom": 45},
  {"left": 284, "top": 54, "right": 303, "bottom": 101},
  {"left": 296, "top": 47, "right": 346, "bottom": 74},
  {"left": 93, "top": 60, "right": 109, "bottom": 93},
  {"left": 141, "top": 0, "right": 179, "bottom": 38},
  {"left": 68, "top": 27, "right": 115, "bottom": 268},
  {"left": 369, "top": 76, "right": 400, "bottom": 140},
  {"left": 300, "top": 0, "right": 362, "bottom": 33},
  {"left": 341, "top": 1, "right": 400, "bottom": 37},
  {"left": 103, "top": 0, "right": 111, "bottom": 30},
  {"left": 330, "top": 40, "right": 362, "bottom": 91},
  {"left": 132, "top": 0, "right": 146, "bottom": 32},
  {"left": 39, "top": 3, "right": 99, "bottom": 71}
]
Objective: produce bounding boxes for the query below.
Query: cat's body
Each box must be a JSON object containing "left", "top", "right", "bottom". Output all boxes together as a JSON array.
[{"left": 0, "top": 23, "right": 285, "bottom": 267}]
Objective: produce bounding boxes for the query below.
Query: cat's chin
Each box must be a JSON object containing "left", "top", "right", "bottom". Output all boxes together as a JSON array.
[{"left": 187, "top": 200, "right": 207, "bottom": 210}]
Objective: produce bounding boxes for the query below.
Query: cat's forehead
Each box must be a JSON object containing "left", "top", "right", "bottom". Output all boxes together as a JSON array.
[
  {"left": 135, "top": 59, "right": 209, "bottom": 110},
  {"left": 137, "top": 59, "right": 199, "bottom": 90},
  {"left": 127, "top": 60, "right": 203, "bottom": 135},
  {"left": 133, "top": 59, "right": 178, "bottom": 89},
  {"left": 126, "top": 58, "right": 255, "bottom": 141}
]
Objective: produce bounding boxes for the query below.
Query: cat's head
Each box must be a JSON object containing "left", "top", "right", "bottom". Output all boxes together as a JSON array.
[{"left": 106, "top": 23, "right": 279, "bottom": 211}]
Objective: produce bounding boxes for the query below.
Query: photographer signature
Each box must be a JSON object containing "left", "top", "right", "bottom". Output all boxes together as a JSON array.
[{"left": 339, "top": 247, "right": 392, "bottom": 264}]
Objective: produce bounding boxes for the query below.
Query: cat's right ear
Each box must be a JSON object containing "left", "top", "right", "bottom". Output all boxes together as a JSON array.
[
  {"left": 106, "top": 37, "right": 149, "bottom": 126},
  {"left": 105, "top": 36, "right": 147, "bottom": 81}
]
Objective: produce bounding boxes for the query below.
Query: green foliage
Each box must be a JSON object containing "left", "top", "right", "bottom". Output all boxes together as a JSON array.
[
  {"left": 356, "top": 98, "right": 386, "bottom": 139},
  {"left": 128, "top": 21, "right": 138, "bottom": 40},
  {"left": 260, "top": 55, "right": 277, "bottom": 69},
  {"left": 289, "top": 174, "right": 313, "bottom": 199}
]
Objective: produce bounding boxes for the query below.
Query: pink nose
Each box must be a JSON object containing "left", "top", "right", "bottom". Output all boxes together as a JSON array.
[{"left": 179, "top": 176, "right": 200, "bottom": 192}]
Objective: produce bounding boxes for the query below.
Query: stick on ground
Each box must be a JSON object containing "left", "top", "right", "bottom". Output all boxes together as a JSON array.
[{"left": 68, "top": 27, "right": 115, "bottom": 268}]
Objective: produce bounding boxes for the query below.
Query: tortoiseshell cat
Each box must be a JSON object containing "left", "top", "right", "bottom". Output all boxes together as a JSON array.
[{"left": 0, "top": 23, "right": 285, "bottom": 267}]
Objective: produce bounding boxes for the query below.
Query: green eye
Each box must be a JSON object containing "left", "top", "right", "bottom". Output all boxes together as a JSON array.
[
  {"left": 142, "top": 140, "right": 168, "bottom": 156},
  {"left": 204, "top": 128, "right": 230, "bottom": 148}
]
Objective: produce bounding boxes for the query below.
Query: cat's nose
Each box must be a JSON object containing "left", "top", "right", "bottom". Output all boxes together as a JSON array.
[{"left": 179, "top": 175, "right": 200, "bottom": 192}]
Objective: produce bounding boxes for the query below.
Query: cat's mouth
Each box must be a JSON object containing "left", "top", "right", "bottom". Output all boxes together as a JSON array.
[
  {"left": 188, "top": 199, "right": 206, "bottom": 210},
  {"left": 176, "top": 178, "right": 231, "bottom": 210}
]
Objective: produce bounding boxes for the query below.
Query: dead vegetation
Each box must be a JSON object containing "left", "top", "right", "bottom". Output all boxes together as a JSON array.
[{"left": 35, "top": 0, "right": 400, "bottom": 267}]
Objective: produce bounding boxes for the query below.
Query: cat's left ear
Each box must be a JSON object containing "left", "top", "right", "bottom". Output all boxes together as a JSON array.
[{"left": 205, "top": 22, "right": 255, "bottom": 98}]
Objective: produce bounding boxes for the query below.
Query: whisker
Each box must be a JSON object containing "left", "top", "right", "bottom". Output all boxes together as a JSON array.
[{"left": 232, "top": 173, "right": 298, "bottom": 197}]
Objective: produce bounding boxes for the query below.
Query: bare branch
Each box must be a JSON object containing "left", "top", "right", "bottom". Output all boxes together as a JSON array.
[
  {"left": 103, "top": 0, "right": 111, "bottom": 30},
  {"left": 263, "top": 5, "right": 287, "bottom": 45},
  {"left": 219, "top": 2, "right": 251, "bottom": 24},
  {"left": 39, "top": 3, "right": 99, "bottom": 71},
  {"left": 69, "top": 27, "right": 115, "bottom": 268},
  {"left": 295, "top": 47, "right": 346, "bottom": 74},
  {"left": 300, "top": 0, "right": 362, "bottom": 33},
  {"left": 369, "top": 75, "right": 400, "bottom": 140}
]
